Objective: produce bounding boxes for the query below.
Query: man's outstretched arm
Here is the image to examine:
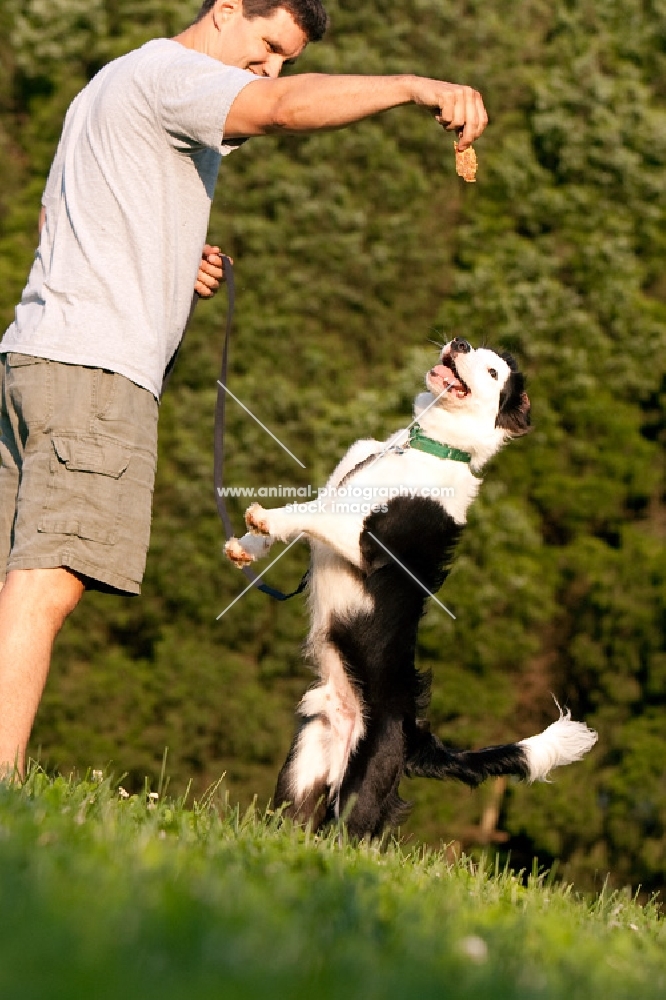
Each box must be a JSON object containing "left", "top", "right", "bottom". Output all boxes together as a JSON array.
[{"left": 224, "top": 74, "right": 487, "bottom": 149}]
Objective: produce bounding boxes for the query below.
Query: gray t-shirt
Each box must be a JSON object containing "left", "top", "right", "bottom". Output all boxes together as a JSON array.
[{"left": 1, "top": 39, "right": 255, "bottom": 398}]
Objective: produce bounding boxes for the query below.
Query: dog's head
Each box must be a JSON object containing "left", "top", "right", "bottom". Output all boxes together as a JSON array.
[{"left": 418, "top": 338, "right": 531, "bottom": 469}]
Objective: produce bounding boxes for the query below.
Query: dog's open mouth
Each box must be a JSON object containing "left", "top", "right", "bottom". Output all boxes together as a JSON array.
[{"left": 429, "top": 353, "right": 470, "bottom": 399}]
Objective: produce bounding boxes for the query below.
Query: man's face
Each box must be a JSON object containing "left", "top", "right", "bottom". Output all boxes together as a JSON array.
[{"left": 217, "top": 5, "right": 308, "bottom": 77}]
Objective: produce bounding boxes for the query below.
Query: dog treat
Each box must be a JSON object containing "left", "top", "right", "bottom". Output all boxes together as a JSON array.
[{"left": 454, "top": 141, "right": 477, "bottom": 183}]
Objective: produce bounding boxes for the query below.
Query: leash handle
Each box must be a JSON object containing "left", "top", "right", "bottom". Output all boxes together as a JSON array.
[
  {"left": 214, "top": 256, "right": 307, "bottom": 601},
  {"left": 212, "top": 254, "right": 235, "bottom": 538}
]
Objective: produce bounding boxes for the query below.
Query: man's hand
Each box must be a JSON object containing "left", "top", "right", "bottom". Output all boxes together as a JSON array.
[
  {"left": 194, "top": 244, "right": 229, "bottom": 298},
  {"left": 417, "top": 80, "right": 488, "bottom": 151}
]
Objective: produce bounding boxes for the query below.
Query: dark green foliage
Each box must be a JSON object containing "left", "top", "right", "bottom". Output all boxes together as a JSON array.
[{"left": 1, "top": 0, "right": 665, "bottom": 892}]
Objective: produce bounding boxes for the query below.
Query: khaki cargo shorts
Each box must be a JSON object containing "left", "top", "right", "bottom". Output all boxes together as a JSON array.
[{"left": 0, "top": 353, "right": 158, "bottom": 595}]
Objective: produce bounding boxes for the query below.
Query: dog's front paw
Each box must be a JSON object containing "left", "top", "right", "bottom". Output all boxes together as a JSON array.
[
  {"left": 245, "top": 503, "right": 270, "bottom": 536},
  {"left": 224, "top": 537, "right": 256, "bottom": 567}
]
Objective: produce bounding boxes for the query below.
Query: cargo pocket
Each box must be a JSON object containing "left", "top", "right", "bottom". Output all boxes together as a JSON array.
[
  {"left": 38, "top": 434, "right": 131, "bottom": 544},
  {"left": 6, "top": 353, "right": 52, "bottom": 431}
]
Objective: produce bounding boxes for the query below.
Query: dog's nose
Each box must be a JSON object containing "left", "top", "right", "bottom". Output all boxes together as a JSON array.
[{"left": 451, "top": 337, "right": 471, "bottom": 354}]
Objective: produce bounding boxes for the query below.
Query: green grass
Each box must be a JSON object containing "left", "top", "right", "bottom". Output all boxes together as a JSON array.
[{"left": 1, "top": 769, "right": 664, "bottom": 1000}]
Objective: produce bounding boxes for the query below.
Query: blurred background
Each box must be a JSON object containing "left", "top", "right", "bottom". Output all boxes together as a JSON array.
[{"left": 1, "top": 0, "right": 665, "bottom": 895}]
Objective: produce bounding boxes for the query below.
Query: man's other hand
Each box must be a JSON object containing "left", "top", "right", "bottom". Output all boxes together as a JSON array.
[{"left": 195, "top": 245, "right": 229, "bottom": 298}]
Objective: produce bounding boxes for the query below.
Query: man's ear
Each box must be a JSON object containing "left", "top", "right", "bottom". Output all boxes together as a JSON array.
[
  {"left": 496, "top": 371, "right": 532, "bottom": 437},
  {"left": 213, "top": 0, "right": 242, "bottom": 27}
]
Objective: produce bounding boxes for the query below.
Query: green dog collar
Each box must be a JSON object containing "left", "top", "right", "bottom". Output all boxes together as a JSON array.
[{"left": 408, "top": 424, "right": 472, "bottom": 464}]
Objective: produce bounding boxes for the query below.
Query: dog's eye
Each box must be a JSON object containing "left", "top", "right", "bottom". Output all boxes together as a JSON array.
[{"left": 488, "top": 368, "right": 498, "bottom": 380}]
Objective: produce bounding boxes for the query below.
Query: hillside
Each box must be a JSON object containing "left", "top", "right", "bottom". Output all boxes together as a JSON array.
[{"left": 1, "top": 771, "right": 665, "bottom": 1000}]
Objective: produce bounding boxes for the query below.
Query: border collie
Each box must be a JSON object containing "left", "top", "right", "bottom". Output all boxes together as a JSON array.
[{"left": 225, "top": 338, "right": 597, "bottom": 837}]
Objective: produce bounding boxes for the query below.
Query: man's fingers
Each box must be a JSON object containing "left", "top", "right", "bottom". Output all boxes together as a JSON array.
[
  {"left": 200, "top": 258, "right": 224, "bottom": 280},
  {"left": 458, "top": 89, "right": 487, "bottom": 148},
  {"left": 195, "top": 263, "right": 222, "bottom": 297},
  {"left": 196, "top": 269, "right": 221, "bottom": 294},
  {"left": 199, "top": 268, "right": 222, "bottom": 286},
  {"left": 434, "top": 85, "right": 487, "bottom": 150},
  {"left": 444, "top": 91, "right": 467, "bottom": 131},
  {"left": 202, "top": 245, "right": 234, "bottom": 266},
  {"left": 196, "top": 245, "right": 234, "bottom": 297}
]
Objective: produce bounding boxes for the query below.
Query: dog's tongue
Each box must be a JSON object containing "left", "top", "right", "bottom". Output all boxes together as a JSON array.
[{"left": 432, "top": 364, "right": 462, "bottom": 387}]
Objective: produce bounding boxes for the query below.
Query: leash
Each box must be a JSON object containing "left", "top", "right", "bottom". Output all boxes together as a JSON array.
[{"left": 213, "top": 256, "right": 308, "bottom": 601}]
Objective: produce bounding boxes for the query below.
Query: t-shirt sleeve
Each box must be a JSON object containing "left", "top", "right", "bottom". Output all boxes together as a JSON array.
[{"left": 157, "top": 54, "right": 256, "bottom": 154}]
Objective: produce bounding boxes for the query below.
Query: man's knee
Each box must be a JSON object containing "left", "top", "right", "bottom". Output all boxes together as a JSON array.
[{"left": 2, "top": 567, "right": 85, "bottom": 627}]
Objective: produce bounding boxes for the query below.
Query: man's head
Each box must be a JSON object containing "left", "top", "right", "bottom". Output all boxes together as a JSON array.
[
  {"left": 192, "top": 0, "right": 327, "bottom": 76},
  {"left": 196, "top": 0, "right": 328, "bottom": 43}
]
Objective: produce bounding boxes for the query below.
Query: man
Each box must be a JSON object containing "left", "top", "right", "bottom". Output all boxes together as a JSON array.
[{"left": 0, "top": 0, "right": 488, "bottom": 777}]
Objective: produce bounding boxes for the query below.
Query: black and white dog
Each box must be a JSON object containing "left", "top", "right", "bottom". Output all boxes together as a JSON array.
[{"left": 225, "top": 338, "right": 597, "bottom": 837}]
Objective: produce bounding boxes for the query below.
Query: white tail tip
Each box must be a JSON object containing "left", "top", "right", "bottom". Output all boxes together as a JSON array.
[{"left": 519, "top": 708, "right": 598, "bottom": 782}]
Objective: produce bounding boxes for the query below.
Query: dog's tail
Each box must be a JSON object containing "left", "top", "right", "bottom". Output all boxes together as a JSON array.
[{"left": 405, "top": 708, "right": 598, "bottom": 786}]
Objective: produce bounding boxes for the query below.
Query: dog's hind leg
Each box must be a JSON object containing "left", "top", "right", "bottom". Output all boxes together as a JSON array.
[
  {"left": 275, "top": 651, "right": 366, "bottom": 831},
  {"left": 274, "top": 714, "right": 331, "bottom": 830},
  {"left": 338, "top": 716, "right": 409, "bottom": 839}
]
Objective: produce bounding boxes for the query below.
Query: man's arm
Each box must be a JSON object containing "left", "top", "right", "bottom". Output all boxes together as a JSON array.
[{"left": 224, "top": 74, "right": 487, "bottom": 150}]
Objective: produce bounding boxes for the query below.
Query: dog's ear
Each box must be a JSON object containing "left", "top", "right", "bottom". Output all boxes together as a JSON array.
[{"left": 496, "top": 371, "right": 532, "bottom": 437}]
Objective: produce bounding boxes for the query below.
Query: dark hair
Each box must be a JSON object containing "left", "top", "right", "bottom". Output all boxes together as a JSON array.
[{"left": 195, "top": 0, "right": 329, "bottom": 43}]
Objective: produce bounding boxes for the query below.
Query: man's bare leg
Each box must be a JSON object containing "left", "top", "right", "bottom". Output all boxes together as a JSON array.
[{"left": 0, "top": 568, "right": 85, "bottom": 779}]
